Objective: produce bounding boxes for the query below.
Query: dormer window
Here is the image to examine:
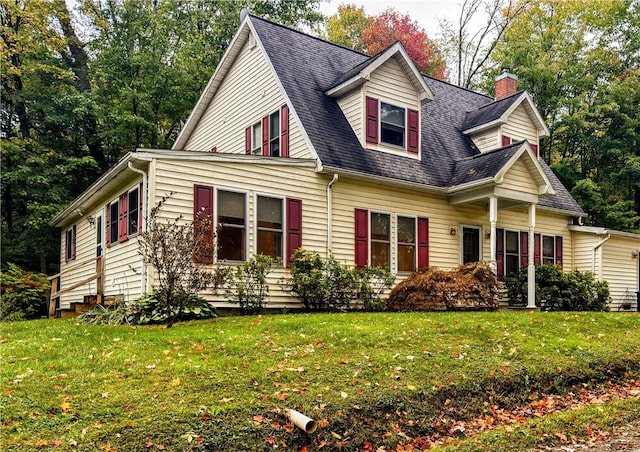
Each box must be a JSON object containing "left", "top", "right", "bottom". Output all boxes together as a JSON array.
[
  {"left": 366, "top": 96, "right": 419, "bottom": 154},
  {"left": 380, "top": 102, "right": 405, "bottom": 147}
]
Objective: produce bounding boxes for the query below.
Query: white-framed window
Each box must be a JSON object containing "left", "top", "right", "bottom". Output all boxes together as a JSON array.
[
  {"left": 504, "top": 230, "right": 520, "bottom": 276},
  {"left": 216, "top": 189, "right": 247, "bottom": 262},
  {"left": 370, "top": 211, "right": 391, "bottom": 269},
  {"left": 397, "top": 215, "right": 416, "bottom": 273},
  {"left": 251, "top": 122, "right": 262, "bottom": 155},
  {"left": 127, "top": 186, "right": 139, "bottom": 236},
  {"left": 65, "top": 225, "right": 76, "bottom": 262},
  {"left": 380, "top": 102, "right": 405, "bottom": 147},
  {"left": 542, "top": 235, "right": 555, "bottom": 265},
  {"left": 269, "top": 110, "right": 280, "bottom": 156},
  {"left": 256, "top": 194, "right": 283, "bottom": 260},
  {"left": 108, "top": 201, "right": 119, "bottom": 245},
  {"left": 96, "top": 211, "right": 103, "bottom": 257}
]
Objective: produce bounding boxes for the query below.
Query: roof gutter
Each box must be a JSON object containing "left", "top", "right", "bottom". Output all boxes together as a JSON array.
[
  {"left": 127, "top": 162, "right": 148, "bottom": 296},
  {"left": 49, "top": 153, "right": 135, "bottom": 227}
]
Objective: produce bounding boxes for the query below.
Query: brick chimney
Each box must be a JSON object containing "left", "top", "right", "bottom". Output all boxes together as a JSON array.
[{"left": 495, "top": 68, "right": 518, "bottom": 100}]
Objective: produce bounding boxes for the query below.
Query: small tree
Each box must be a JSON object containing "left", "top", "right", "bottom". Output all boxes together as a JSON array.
[{"left": 136, "top": 194, "right": 226, "bottom": 327}]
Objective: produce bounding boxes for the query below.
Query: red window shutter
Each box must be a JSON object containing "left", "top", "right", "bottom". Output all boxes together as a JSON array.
[
  {"left": 106, "top": 203, "right": 111, "bottom": 249},
  {"left": 354, "top": 208, "right": 369, "bottom": 268},
  {"left": 138, "top": 182, "right": 144, "bottom": 234},
  {"left": 72, "top": 225, "right": 76, "bottom": 260},
  {"left": 417, "top": 217, "right": 429, "bottom": 269},
  {"left": 365, "top": 97, "right": 379, "bottom": 144},
  {"left": 520, "top": 231, "right": 529, "bottom": 268},
  {"left": 407, "top": 109, "right": 419, "bottom": 153},
  {"left": 286, "top": 198, "right": 302, "bottom": 267},
  {"left": 555, "top": 235, "right": 563, "bottom": 267},
  {"left": 534, "top": 233, "right": 541, "bottom": 265},
  {"left": 531, "top": 143, "right": 538, "bottom": 157},
  {"left": 496, "top": 228, "right": 504, "bottom": 280},
  {"left": 502, "top": 135, "right": 511, "bottom": 146},
  {"left": 245, "top": 126, "right": 251, "bottom": 154},
  {"left": 261, "top": 116, "right": 269, "bottom": 156},
  {"left": 193, "top": 185, "right": 214, "bottom": 263},
  {"left": 281, "top": 105, "right": 289, "bottom": 157},
  {"left": 118, "top": 193, "right": 128, "bottom": 243}
]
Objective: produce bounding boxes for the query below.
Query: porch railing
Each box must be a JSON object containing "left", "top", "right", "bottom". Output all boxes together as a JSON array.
[{"left": 48, "top": 256, "right": 103, "bottom": 317}]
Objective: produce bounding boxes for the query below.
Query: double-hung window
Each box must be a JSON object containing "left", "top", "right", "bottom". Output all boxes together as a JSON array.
[
  {"left": 370, "top": 212, "right": 390, "bottom": 269},
  {"left": 542, "top": 235, "right": 555, "bottom": 265},
  {"left": 380, "top": 102, "right": 405, "bottom": 147},
  {"left": 217, "top": 190, "right": 246, "bottom": 262},
  {"left": 504, "top": 230, "right": 520, "bottom": 276},
  {"left": 65, "top": 225, "right": 76, "bottom": 262},
  {"left": 245, "top": 105, "right": 289, "bottom": 157},
  {"left": 397, "top": 216, "right": 416, "bottom": 272},
  {"left": 251, "top": 122, "right": 262, "bottom": 155},
  {"left": 257, "top": 195, "right": 283, "bottom": 259},
  {"left": 109, "top": 201, "right": 119, "bottom": 245},
  {"left": 128, "top": 187, "right": 139, "bottom": 236}
]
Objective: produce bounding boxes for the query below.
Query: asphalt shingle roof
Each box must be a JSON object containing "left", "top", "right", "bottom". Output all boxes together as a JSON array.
[
  {"left": 249, "top": 16, "right": 583, "bottom": 215},
  {"left": 462, "top": 91, "right": 524, "bottom": 131}
]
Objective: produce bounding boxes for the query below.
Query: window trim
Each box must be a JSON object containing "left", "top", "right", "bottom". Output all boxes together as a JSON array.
[
  {"left": 108, "top": 200, "right": 119, "bottom": 247},
  {"left": 254, "top": 192, "right": 285, "bottom": 262},
  {"left": 65, "top": 225, "right": 77, "bottom": 262},
  {"left": 504, "top": 229, "right": 521, "bottom": 277},
  {"left": 246, "top": 105, "right": 289, "bottom": 157},
  {"left": 251, "top": 121, "right": 262, "bottom": 155},
  {"left": 379, "top": 101, "right": 406, "bottom": 149},
  {"left": 96, "top": 210, "right": 104, "bottom": 257},
  {"left": 215, "top": 187, "right": 249, "bottom": 263},
  {"left": 369, "top": 210, "right": 392, "bottom": 270},
  {"left": 127, "top": 186, "right": 140, "bottom": 237},
  {"left": 396, "top": 214, "right": 417, "bottom": 274},
  {"left": 541, "top": 234, "right": 556, "bottom": 265}
]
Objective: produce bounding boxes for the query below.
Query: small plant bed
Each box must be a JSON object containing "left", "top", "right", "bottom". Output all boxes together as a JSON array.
[{"left": 1, "top": 311, "right": 639, "bottom": 450}]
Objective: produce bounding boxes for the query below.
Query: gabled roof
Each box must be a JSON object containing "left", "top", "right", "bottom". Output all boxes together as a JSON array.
[
  {"left": 462, "top": 91, "right": 550, "bottom": 137},
  {"left": 173, "top": 14, "right": 582, "bottom": 216},
  {"left": 449, "top": 141, "right": 554, "bottom": 195},
  {"left": 325, "top": 42, "right": 434, "bottom": 102}
]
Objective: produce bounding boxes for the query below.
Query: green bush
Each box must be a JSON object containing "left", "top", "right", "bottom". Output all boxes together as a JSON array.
[
  {"left": 285, "top": 249, "right": 394, "bottom": 312},
  {"left": 79, "top": 292, "right": 217, "bottom": 325},
  {"left": 505, "top": 264, "right": 610, "bottom": 311},
  {"left": 223, "top": 254, "right": 277, "bottom": 315},
  {"left": 0, "top": 263, "right": 50, "bottom": 321}
]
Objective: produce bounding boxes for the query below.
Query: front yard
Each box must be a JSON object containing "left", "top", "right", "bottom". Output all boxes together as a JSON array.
[{"left": 2, "top": 311, "right": 639, "bottom": 450}]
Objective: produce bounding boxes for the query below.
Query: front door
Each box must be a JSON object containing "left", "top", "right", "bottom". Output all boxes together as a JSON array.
[{"left": 462, "top": 226, "right": 481, "bottom": 264}]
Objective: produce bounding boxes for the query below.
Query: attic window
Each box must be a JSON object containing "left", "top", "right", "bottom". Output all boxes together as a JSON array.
[{"left": 380, "top": 102, "right": 405, "bottom": 147}]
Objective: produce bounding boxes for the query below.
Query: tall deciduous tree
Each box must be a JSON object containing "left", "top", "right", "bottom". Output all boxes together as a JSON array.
[
  {"left": 489, "top": 0, "right": 639, "bottom": 231},
  {"left": 324, "top": 5, "right": 448, "bottom": 80},
  {"left": 437, "top": 0, "right": 529, "bottom": 89}
]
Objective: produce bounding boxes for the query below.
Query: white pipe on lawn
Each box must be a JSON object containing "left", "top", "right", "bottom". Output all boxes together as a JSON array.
[{"left": 286, "top": 409, "right": 317, "bottom": 433}]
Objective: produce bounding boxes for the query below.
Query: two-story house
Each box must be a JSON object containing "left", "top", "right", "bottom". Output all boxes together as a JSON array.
[{"left": 50, "top": 12, "right": 640, "bottom": 315}]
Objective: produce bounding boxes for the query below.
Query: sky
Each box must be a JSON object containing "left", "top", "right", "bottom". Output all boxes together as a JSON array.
[{"left": 317, "top": 0, "right": 463, "bottom": 37}]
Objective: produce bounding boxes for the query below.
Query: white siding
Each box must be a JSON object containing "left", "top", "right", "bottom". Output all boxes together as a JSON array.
[
  {"left": 183, "top": 36, "right": 311, "bottom": 159},
  {"left": 470, "top": 128, "right": 500, "bottom": 153},
  {"left": 601, "top": 236, "right": 640, "bottom": 310},
  {"left": 151, "top": 158, "right": 328, "bottom": 308},
  {"left": 337, "top": 89, "right": 363, "bottom": 145},
  {"left": 58, "top": 179, "right": 144, "bottom": 307},
  {"left": 501, "top": 158, "right": 539, "bottom": 194},
  {"left": 502, "top": 104, "right": 539, "bottom": 146}
]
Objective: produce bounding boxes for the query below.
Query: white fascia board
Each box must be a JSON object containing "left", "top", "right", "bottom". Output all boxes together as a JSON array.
[
  {"left": 569, "top": 225, "right": 640, "bottom": 239},
  {"left": 494, "top": 143, "right": 555, "bottom": 195},
  {"left": 326, "top": 43, "right": 434, "bottom": 102},
  {"left": 172, "top": 18, "right": 251, "bottom": 151},
  {"left": 538, "top": 205, "right": 587, "bottom": 218},
  {"left": 49, "top": 153, "right": 135, "bottom": 227},
  {"left": 320, "top": 165, "right": 446, "bottom": 196},
  {"left": 135, "top": 148, "right": 317, "bottom": 167}
]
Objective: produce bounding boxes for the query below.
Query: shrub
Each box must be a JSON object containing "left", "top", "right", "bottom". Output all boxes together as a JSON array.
[
  {"left": 0, "top": 263, "right": 50, "bottom": 321},
  {"left": 285, "top": 249, "right": 394, "bottom": 312},
  {"left": 223, "top": 254, "right": 277, "bottom": 315},
  {"left": 386, "top": 262, "right": 499, "bottom": 311},
  {"left": 79, "top": 292, "right": 217, "bottom": 325},
  {"left": 505, "top": 264, "right": 610, "bottom": 311}
]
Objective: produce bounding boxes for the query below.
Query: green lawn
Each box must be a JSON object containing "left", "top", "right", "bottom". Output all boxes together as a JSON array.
[{"left": 1, "top": 311, "right": 639, "bottom": 451}]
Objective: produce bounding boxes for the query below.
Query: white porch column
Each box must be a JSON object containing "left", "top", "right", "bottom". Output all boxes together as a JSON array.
[
  {"left": 489, "top": 196, "right": 498, "bottom": 273},
  {"left": 527, "top": 203, "right": 536, "bottom": 308}
]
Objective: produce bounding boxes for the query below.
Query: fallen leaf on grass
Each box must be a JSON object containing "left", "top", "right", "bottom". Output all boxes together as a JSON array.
[{"left": 253, "top": 415, "right": 266, "bottom": 425}]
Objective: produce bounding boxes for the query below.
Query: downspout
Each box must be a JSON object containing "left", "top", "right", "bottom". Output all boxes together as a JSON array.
[
  {"left": 326, "top": 173, "right": 339, "bottom": 258},
  {"left": 128, "top": 161, "right": 148, "bottom": 295},
  {"left": 592, "top": 234, "right": 610, "bottom": 280}
]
